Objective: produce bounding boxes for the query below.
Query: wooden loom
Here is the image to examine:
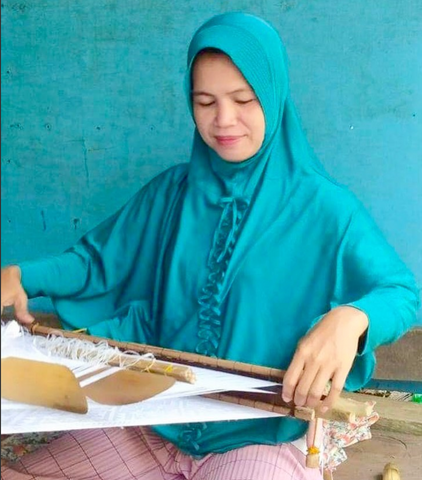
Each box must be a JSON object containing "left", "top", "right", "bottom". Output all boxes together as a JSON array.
[
  {"left": 25, "top": 322, "right": 374, "bottom": 425},
  {"left": 2, "top": 315, "right": 422, "bottom": 479}
]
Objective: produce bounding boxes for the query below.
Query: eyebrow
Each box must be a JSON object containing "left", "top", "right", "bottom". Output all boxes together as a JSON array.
[{"left": 192, "top": 88, "right": 253, "bottom": 96}]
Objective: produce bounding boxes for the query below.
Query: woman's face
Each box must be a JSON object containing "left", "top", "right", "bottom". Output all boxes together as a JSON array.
[{"left": 192, "top": 53, "right": 265, "bottom": 162}]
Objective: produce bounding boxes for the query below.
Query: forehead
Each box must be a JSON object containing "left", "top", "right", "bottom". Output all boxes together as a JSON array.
[{"left": 192, "top": 52, "right": 252, "bottom": 90}]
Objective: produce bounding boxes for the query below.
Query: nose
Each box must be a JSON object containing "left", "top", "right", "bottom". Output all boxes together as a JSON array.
[{"left": 214, "top": 101, "right": 237, "bottom": 128}]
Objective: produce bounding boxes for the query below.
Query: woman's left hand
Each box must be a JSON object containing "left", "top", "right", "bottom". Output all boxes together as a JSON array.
[{"left": 281, "top": 306, "right": 369, "bottom": 411}]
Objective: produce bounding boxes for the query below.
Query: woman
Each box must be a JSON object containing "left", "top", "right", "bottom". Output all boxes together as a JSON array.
[{"left": 1, "top": 12, "right": 419, "bottom": 480}]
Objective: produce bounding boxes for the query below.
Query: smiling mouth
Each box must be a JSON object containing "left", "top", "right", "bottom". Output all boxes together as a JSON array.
[{"left": 215, "top": 136, "right": 243, "bottom": 147}]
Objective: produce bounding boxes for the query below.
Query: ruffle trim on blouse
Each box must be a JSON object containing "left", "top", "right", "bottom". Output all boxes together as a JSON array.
[
  {"left": 177, "top": 422, "right": 208, "bottom": 454},
  {"left": 196, "top": 197, "right": 249, "bottom": 357}
]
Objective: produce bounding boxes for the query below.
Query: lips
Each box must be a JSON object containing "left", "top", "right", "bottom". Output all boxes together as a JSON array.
[{"left": 215, "top": 136, "right": 243, "bottom": 147}]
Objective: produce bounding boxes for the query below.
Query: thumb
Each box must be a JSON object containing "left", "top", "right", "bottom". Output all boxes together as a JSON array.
[{"left": 14, "top": 294, "right": 35, "bottom": 325}]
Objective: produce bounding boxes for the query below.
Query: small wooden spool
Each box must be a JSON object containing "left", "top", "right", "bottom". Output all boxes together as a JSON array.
[
  {"left": 306, "top": 451, "right": 320, "bottom": 468},
  {"left": 383, "top": 462, "right": 400, "bottom": 480}
]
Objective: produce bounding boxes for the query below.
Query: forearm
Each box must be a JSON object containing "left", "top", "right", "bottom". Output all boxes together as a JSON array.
[
  {"left": 347, "top": 283, "right": 420, "bottom": 355},
  {"left": 19, "top": 251, "right": 89, "bottom": 299}
]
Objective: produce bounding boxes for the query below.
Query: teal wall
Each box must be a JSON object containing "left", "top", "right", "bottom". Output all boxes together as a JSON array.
[{"left": 2, "top": 0, "right": 421, "bottom": 322}]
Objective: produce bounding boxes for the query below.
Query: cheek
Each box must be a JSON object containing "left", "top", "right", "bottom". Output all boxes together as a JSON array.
[
  {"left": 251, "top": 112, "right": 266, "bottom": 145},
  {"left": 193, "top": 110, "right": 209, "bottom": 137}
]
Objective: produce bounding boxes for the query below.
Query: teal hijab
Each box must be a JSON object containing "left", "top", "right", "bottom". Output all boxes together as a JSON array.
[
  {"left": 20, "top": 13, "right": 419, "bottom": 455},
  {"left": 158, "top": 13, "right": 334, "bottom": 358}
]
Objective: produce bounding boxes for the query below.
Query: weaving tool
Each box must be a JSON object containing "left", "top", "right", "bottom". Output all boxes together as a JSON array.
[
  {"left": 1, "top": 357, "right": 176, "bottom": 412},
  {"left": 26, "top": 323, "right": 374, "bottom": 423},
  {"left": 1, "top": 357, "right": 88, "bottom": 414},
  {"left": 81, "top": 369, "right": 175, "bottom": 405}
]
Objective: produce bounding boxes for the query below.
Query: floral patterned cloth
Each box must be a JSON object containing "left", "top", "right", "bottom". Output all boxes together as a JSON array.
[
  {"left": 1, "top": 432, "right": 63, "bottom": 465},
  {"left": 321, "top": 405, "right": 380, "bottom": 471}
]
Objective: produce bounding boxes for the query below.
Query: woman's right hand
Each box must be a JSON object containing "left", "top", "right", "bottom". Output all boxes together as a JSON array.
[{"left": 1, "top": 266, "right": 34, "bottom": 324}]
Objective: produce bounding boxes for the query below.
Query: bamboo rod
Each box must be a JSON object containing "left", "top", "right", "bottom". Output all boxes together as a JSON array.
[
  {"left": 205, "top": 388, "right": 363, "bottom": 423},
  {"left": 30, "top": 324, "right": 286, "bottom": 382},
  {"left": 204, "top": 392, "right": 315, "bottom": 420},
  {"left": 30, "top": 324, "right": 195, "bottom": 384}
]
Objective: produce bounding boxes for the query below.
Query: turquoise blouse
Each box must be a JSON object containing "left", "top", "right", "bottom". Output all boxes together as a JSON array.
[{"left": 19, "top": 13, "right": 420, "bottom": 456}]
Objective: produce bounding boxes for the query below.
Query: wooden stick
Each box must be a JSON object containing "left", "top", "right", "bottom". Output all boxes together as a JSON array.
[
  {"left": 342, "top": 392, "right": 422, "bottom": 435},
  {"left": 204, "top": 389, "right": 362, "bottom": 423},
  {"left": 314, "top": 395, "right": 376, "bottom": 423},
  {"left": 204, "top": 392, "right": 315, "bottom": 420},
  {"left": 306, "top": 418, "right": 321, "bottom": 468},
  {"left": 99, "top": 353, "right": 196, "bottom": 384},
  {"left": 320, "top": 395, "right": 374, "bottom": 418}
]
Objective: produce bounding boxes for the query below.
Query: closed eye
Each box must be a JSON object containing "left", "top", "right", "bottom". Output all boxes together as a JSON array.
[
  {"left": 235, "top": 99, "right": 256, "bottom": 105},
  {"left": 194, "top": 100, "right": 215, "bottom": 107}
]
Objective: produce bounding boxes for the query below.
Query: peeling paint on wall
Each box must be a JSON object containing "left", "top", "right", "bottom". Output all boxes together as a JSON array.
[{"left": 40, "top": 210, "right": 47, "bottom": 231}]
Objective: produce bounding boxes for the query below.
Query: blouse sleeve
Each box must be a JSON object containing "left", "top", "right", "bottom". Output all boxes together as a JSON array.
[
  {"left": 333, "top": 205, "right": 420, "bottom": 356},
  {"left": 17, "top": 165, "right": 188, "bottom": 331},
  {"left": 19, "top": 185, "right": 153, "bottom": 300},
  {"left": 307, "top": 203, "right": 420, "bottom": 391}
]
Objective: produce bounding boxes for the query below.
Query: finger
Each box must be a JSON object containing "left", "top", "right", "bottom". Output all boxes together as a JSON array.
[
  {"left": 14, "top": 294, "right": 34, "bottom": 325},
  {"left": 282, "top": 354, "right": 305, "bottom": 403},
  {"left": 304, "top": 367, "right": 335, "bottom": 408},
  {"left": 321, "top": 369, "right": 348, "bottom": 410},
  {"left": 17, "top": 311, "right": 35, "bottom": 324},
  {"left": 293, "top": 363, "right": 321, "bottom": 407}
]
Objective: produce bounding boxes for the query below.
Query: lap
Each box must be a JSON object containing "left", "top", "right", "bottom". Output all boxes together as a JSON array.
[
  {"left": 1, "top": 428, "right": 175, "bottom": 480},
  {"left": 1, "top": 428, "right": 322, "bottom": 480},
  {"left": 191, "top": 443, "right": 322, "bottom": 480},
  {"left": 142, "top": 429, "right": 323, "bottom": 480}
]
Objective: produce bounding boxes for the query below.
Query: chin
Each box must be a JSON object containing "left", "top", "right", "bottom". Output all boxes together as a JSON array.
[
  {"left": 213, "top": 147, "right": 250, "bottom": 163},
  {"left": 222, "top": 156, "right": 248, "bottom": 163},
  {"left": 219, "top": 151, "right": 253, "bottom": 163}
]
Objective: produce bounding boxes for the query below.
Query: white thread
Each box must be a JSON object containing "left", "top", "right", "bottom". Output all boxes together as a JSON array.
[
  {"left": 2, "top": 321, "right": 157, "bottom": 372},
  {"left": 28, "top": 330, "right": 156, "bottom": 370}
]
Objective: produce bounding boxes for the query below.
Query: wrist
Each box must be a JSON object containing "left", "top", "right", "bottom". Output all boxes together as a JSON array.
[{"left": 337, "top": 305, "right": 369, "bottom": 336}]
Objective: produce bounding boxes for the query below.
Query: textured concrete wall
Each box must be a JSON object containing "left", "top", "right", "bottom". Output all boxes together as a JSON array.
[{"left": 1, "top": 0, "right": 421, "bottom": 320}]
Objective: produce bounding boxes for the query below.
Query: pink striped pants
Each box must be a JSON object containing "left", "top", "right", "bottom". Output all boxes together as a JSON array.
[{"left": 1, "top": 427, "right": 323, "bottom": 480}]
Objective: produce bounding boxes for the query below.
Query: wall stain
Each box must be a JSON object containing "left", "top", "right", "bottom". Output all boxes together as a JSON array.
[
  {"left": 88, "top": 146, "right": 114, "bottom": 153},
  {"left": 11, "top": 3, "right": 27, "bottom": 13},
  {"left": 40, "top": 210, "right": 47, "bottom": 231},
  {"left": 73, "top": 218, "right": 80, "bottom": 230},
  {"left": 81, "top": 138, "right": 90, "bottom": 187},
  {"left": 1, "top": 158, "right": 21, "bottom": 168},
  {"left": 10, "top": 122, "right": 23, "bottom": 130},
  {"left": 278, "top": 0, "right": 297, "bottom": 12}
]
